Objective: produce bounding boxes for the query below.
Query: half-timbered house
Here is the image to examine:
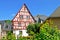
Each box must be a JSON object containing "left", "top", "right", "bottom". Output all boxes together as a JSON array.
[{"left": 12, "top": 4, "right": 36, "bottom": 38}]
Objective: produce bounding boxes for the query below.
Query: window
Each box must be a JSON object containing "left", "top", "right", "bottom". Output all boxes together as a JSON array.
[
  {"left": 5, "top": 25, "right": 8, "bottom": 28},
  {"left": 20, "top": 15, "right": 23, "bottom": 19},
  {"left": 18, "top": 23, "right": 21, "bottom": 27},
  {"left": 26, "top": 16, "right": 30, "bottom": 19}
]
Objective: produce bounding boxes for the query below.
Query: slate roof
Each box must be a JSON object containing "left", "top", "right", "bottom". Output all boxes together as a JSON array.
[
  {"left": 34, "top": 15, "right": 47, "bottom": 22},
  {"left": 34, "top": 15, "right": 47, "bottom": 20}
]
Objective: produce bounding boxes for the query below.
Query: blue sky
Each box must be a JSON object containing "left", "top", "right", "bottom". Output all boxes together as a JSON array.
[{"left": 0, "top": 0, "right": 60, "bottom": 20}]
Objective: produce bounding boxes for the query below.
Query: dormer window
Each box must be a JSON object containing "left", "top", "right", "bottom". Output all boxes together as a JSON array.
[
  {"left": 26, "top": 16, "right": 30, "bottom": 19},
  {"left": 20, "top": 15, "right": 23, "bottom": 19}
]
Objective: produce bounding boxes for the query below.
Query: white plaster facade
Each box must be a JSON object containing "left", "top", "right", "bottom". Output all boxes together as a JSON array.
[{"left": 13, "top": 30, "right": 28, "bottom": 39}]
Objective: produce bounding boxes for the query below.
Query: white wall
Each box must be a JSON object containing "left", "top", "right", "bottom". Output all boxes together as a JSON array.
[
  {"left": 22, "top": 30, "right": 28, "bottom": 36},
  {"left": 13, "top": 30, "right": 28, "bottom": 39},
  {"left": 41, "top": 20, "right": 43, "bottom": 23},
  {"left": 13, "top": 30, "right": 19, "bottom": 39}
]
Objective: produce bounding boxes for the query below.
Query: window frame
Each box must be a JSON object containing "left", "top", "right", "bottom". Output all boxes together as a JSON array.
[
  {"left": 20, "top": 15, "right": 23, "bottom": 19},
  {"left": 26, "top": 16, "right": 30, "bottom": 19}
]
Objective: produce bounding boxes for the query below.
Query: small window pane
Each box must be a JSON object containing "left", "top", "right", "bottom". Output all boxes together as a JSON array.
[
  {"left": 26, "top": 16, "right": 30, "bottom": 19},
  {"left": 20, "top": 15, "right": 23, "bottom": 19}
]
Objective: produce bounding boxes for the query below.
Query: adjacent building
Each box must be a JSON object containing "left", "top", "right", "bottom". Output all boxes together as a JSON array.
[
  {"left": 0, "top": 20, "right": 12, "bottom": 37},
  {"left": 34, "top": 15, "right": 47, "bottom": 23},
  {"left": 47, "top": 6, "right": 60, "bottom": 29}
]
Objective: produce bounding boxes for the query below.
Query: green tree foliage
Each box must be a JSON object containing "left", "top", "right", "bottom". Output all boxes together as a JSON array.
[
  {"left": 2, "top": 31, "right": 16, "bottom": 40},
  {"left": 18, "top": 36, "right": 33, "bottom": 40},
  {"left": 5, "top": 20, "right": 11, "bottom": 24},
  {"left": 2, "top": 37, "right": 7, "bottom": 40},
  {"left": 6, "top": 31, "right": 16, "bottom": 40},
  {"left": 34, "top": 20, "right": 60, "bottom": 40},
  {"left": 2, "top": 20, "right": 60, "bottom": 40},
  {"left": 27, "top": 20, "right": 60, "bottom": 40},
  {"left": 27, "top": 23, "right": 40, "bottom": 35}
]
